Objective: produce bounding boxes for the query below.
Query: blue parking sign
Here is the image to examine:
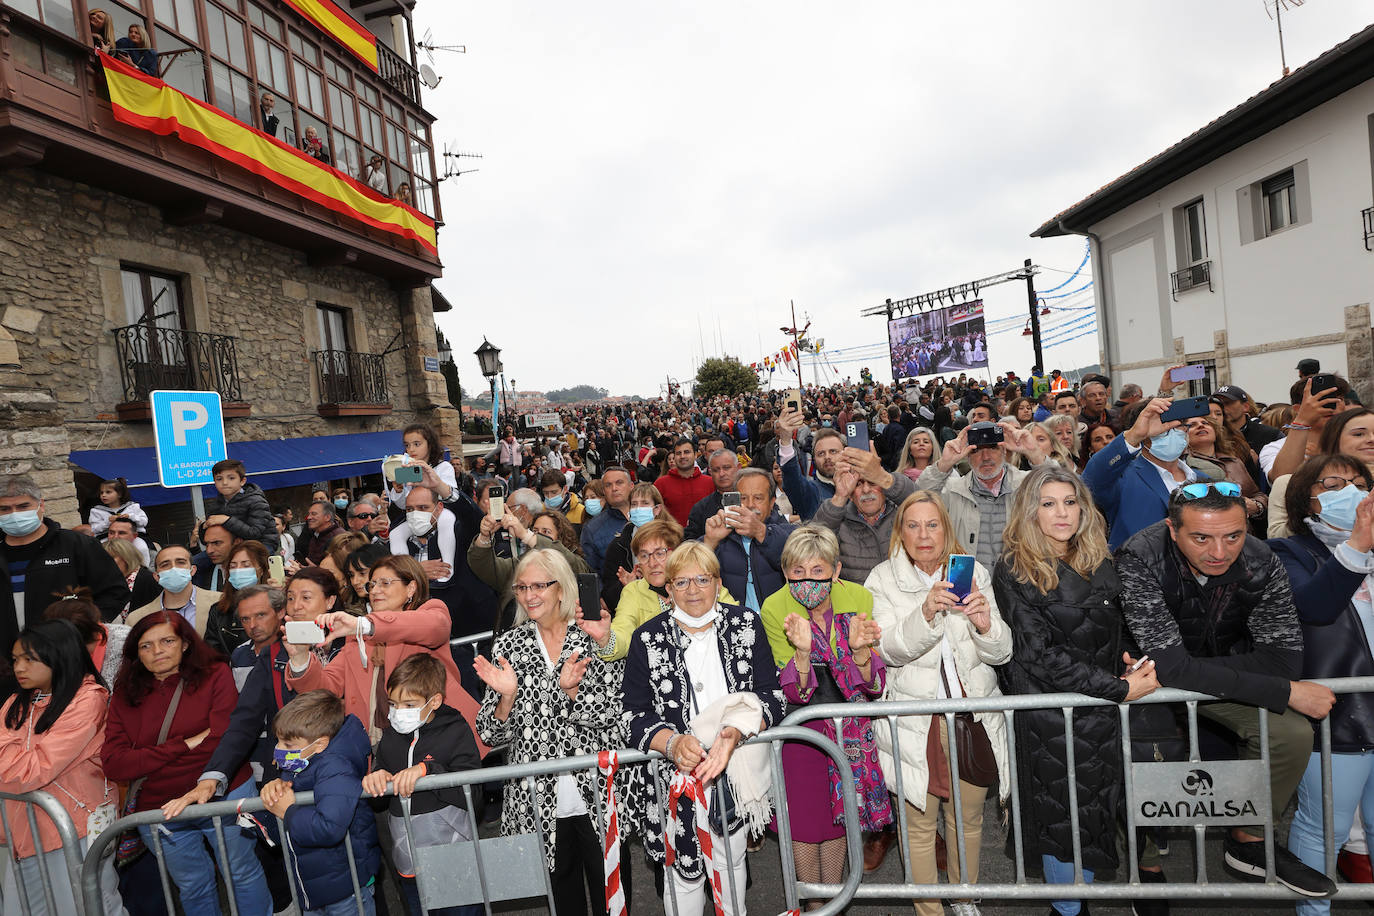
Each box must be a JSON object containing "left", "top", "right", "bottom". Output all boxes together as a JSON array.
[{"left": 151, "top": 390, "right": 227, "bottom": 487}]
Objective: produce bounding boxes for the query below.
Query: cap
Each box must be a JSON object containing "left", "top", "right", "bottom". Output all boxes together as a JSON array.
[
  {"left": 1297, "top": 358, "right": 1320, "bottom": 374},
  {"left": 1212, "top": 385, "right": 1248, "bottom": 403}
]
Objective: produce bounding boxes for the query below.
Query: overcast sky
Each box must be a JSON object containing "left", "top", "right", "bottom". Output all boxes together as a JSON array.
[{"left": 417, "top": 1, "right": 1373, "bottom": 398}]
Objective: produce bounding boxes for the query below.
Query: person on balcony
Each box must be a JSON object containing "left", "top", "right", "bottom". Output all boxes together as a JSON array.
[
  {"left": 89, "top": 8, "right": 114, "bottom": 54},
  {"left": 116, "top": 23, "right": 158, "bottom": 77},
  {"left": 302, "top": 127, "right": 330, "bottom": 165},
  {"left": 258, "top": 93, "right": 280, "bottom": 138},
  {"left": 394, "top": 182, "right": 412, "bottom": 205},
  {"left": 362, "top": 154, "right": 388, "bottom": 194}
]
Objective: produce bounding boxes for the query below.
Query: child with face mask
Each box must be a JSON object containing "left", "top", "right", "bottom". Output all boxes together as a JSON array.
[
  {"left": 363, "top": 654, "right": 482, "bottom": 916},
  {"left": 261, "top": 690, "right": 380, "bottom": 916}
]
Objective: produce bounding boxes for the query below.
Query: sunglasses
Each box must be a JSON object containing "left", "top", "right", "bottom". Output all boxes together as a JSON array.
[{"left": 1177, "top": 482, "right": 1242, "bottom": 500}]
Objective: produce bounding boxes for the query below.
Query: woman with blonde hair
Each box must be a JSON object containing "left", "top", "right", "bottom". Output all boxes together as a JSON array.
[
  {"left": 866, "top": 491, "right": 1011, "bottom": 916},
  {"left": 1025, "top": 421, "right": 1073, "bottom": 470},
  {"left": 895, "top": 427, "right": 939, "bottom": 482},
  {"left": 1042, "top": 414, "right": 1083, "bottom": 469},
  {"left": 993, "top": 463, "right": 1160, "bottom": 915}
]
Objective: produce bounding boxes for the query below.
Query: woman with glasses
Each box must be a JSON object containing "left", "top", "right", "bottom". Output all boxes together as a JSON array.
[
  {"left": 1268, "top": 407, "right": 1374, "bottom": 537},
  {"left": 1182, "top": 415, "right": 1266, "bottom": 526},
  {"left": 624, "top": 542, "right": 786, "bottom": 916},
  {"left": 473, "top": 549, "right": 627, "bottom": 916},
  {"left": 1272, "top": 454, "right": 1374, "bottom": 914},
  {"left": 285, "top": 555, "right": 483, "bottom": 746}
]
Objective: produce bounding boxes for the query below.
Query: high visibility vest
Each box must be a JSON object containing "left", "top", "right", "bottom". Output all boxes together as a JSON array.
[{"left": 1050, "top": 376, "right": 1069, "bottom": 392}]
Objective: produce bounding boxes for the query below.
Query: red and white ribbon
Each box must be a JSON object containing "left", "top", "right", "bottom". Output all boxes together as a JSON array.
[
  {"left": 598, "top": 751, "right": 627, "bottom": 916},
  {"left": 666, "top": 772, "right": 725, "bottom": 916}
]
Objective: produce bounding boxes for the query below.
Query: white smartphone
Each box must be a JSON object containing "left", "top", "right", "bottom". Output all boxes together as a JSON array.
[
  {"left": 1127, "top": 655, "right": 1151, "bottom": 674},
  {"left": 284, "top": 620, "right": 326, "bottom": 645},
  {"left": 268, "top": 555, "right": 285, "bottom": 583}
]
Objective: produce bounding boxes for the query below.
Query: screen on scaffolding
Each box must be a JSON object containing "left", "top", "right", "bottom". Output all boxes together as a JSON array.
[{"left": 887, "top": 299, "right": 988, "bottom": 381}]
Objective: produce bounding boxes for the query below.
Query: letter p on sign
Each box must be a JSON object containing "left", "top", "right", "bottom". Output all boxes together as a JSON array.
[{"left": 170, "top": 401, "right": 209, "bottom": 446}]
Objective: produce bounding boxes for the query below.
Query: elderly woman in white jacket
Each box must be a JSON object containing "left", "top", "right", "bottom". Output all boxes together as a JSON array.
[{"left": 865, "top": 490, "right": 1012, "bottom": 916}]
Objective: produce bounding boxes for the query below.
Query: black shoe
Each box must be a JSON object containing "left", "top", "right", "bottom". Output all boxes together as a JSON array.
[
  {"left": 1222, "top": 835, "right": 1336, "bottom": 898},
  {"left": 1131, "top": 868, "right": 1169, "bottom": 916}
]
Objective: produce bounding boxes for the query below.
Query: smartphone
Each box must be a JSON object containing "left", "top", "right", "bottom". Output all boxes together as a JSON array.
[
  {"left": 1169, "top": 365, "right": 1206, "bottom": 383},
  {"left": 1127, "top": 655, "right": 1151, "bottom": 674},
  {"left": 785, "top": 388, "right": 803, "bottom": 414},
  {"left": 576, "top": 573, "right": 600, "bottom": 621},
  {"left": 1309, "top": 374, "right": 1340, "bottom": 399},
  {"left": 845, "top": 420, "right": 870, "bottom": 452},
  {"left": 721, "top": 492, "right": 742, "bottom": 509},
  {"left": 1160, "top": 395, "right": 1210, "bottom": 423},
  {"left": 394, "top": 464, "right": 423, "bottom": 484},
  {"left": 284, "top": 620, "right": 326, "bottom": 645},
  {"left": 487, "top": 483, "right": 506, "bottom": 520},
  {"left": 268, "top": 555, "right": 285, "bottom": 583},
  {"left": 946, "top": 554, "right": 975, "bottom": 602}
]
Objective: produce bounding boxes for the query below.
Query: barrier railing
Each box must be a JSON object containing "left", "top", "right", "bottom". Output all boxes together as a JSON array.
[
  {"left": 80, "top": 726, "right": 862, "bottom": 916},
  {"left": 0, "top": 788, "right": 92, "bottom": 916},
  {"left": 778, "top": 675, "right": 1374, "bottom": 906}
]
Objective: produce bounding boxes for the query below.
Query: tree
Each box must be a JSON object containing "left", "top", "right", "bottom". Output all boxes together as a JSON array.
[
  {"left": 694, "top": 356, "right": 759, "bottom": 399},
  {"left": 545, "top": 384, "right": 609, "bottom": 404}
]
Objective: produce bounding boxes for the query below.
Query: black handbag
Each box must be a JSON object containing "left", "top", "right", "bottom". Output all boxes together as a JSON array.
[
  {"left": 1128, "top": 702, "right": 1187, "bottom": 763},
  {"left": 940, "top": 661, "right": 999, "bottom": 788}
]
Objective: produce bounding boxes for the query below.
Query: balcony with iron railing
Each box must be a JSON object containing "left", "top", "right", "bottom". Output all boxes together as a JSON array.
[
  {"left": 1170, "top": 260, "right": 1213, "bottom": 300},
  {"left": 112, "top": 322, "right": 249, "bottom": 420},
  {"left": 313, "top": 349, "right": 392, "bottom": 416}
]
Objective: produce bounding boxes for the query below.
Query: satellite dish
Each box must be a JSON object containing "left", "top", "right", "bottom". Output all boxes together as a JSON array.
[{"left": 419, "top": 63, "right": 442, "bottom": 90}]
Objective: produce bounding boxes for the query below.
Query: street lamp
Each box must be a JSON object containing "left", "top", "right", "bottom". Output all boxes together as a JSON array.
[{"left": 474, "top": 338, "right": 501, "bottom": 444}]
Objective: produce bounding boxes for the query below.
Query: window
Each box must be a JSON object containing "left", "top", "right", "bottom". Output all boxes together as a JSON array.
[
  {"left": 289, "top": 32, "right": 319, "bottom": 66},
  {"left": 10, "top": 23, "right": 80, "bottom": 84},
  {"left": 122, "top": 268, "right": 186, "bottom": 330},
  {"left": 316, "top": 305, "right": 350, "bottom": 352},
  {"left": 155, "top": 27, "right": 206, "bottom": 99},
  {"left": 1263, "top": 170, "right": 1297, "bottom": 234},
  {"left": 244, "top": 2, "right": 282, "bottom": 40},
  {"left": 1182, "top": 199, "right": 1206, "bottom": 263},
  {"left": 1187, "top": 359, "right": 1217, "bottom": 398},
  {"left": 293, "top": 59, "right": 326, "bottom": 115},
  {"left": 120, "top": 267, "right": 190, "bottom": 391},
  {"left": 8, "top": 0, "right": 77, "bottom": 38},
  {"left": 203, "top": 4, "right": 248, "bottom": 70},
  {"left": 152, "top": 0, "right": 198, "bottom": 42}
]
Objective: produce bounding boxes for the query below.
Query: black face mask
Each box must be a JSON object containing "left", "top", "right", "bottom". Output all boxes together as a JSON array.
[{"left": 649, "top": 583, "right": 669, "bottom": 598}]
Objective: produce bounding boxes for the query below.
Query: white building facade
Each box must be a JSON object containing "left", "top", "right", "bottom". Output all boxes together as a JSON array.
[{"left": 1033, "top": 24, "right": 1374, "bottom": 406}]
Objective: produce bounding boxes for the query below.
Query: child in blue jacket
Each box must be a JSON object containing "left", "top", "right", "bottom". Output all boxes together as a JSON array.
[{"left": 261, "top": 690, "right": 380, "bottom": 916}]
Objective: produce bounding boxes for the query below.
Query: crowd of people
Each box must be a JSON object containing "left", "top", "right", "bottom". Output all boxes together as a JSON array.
[{"left": 0, "top": 355, "right": 1370, "bottom": 916}]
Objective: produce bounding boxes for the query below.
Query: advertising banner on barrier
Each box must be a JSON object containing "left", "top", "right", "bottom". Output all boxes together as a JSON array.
[{"left": 1130, "top": 760, "right": 1271, "bottom": 826}]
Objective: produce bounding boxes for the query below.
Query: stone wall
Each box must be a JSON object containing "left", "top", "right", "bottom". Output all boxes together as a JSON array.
[{"left": 0, "top": 168, "right": 452, "bottom": 524}]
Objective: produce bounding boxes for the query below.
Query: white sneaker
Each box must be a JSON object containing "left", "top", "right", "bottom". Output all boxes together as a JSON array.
[{"left": 950, "top": 903, "right": 982, "bottom": 916}]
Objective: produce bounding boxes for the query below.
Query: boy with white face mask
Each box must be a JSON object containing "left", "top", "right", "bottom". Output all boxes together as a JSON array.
[{"left": 364, "top": 655, "right": 482, "bottom": 916}]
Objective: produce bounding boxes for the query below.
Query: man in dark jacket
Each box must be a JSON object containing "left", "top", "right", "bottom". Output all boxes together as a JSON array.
[
  {"left": 0, "top": 474, "right": 128, "bottom": 649},
  {"left": 684, "top": 448, "right": 740, "bottom": 541},
  {"left": 877, "top": 406, "right": 909, "bottom": 472},
  {"left": 1116, "top": 487, "right": 1337, "bottom": 897},
  {"left": 702, "top": 468, "right": 794, "bottom": 611}
]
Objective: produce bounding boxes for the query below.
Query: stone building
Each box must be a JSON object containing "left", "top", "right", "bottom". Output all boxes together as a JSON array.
[{"left": 0, "top": 0, "right": 458, "bottom": 538}]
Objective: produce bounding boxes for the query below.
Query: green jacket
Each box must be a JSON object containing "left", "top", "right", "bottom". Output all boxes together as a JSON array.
[{"left": 759, "top": 579, "right": 875, "bottom": 670}]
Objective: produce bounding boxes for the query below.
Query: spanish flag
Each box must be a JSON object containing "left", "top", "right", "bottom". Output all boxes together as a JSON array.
[
  {"left": 99, "top": 53, "right": 437, "bottom": 255},
  {"left": 279, "top": 0, "right": 378, "bottom": 72}
]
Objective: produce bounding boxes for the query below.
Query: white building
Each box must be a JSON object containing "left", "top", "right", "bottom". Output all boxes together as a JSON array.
[{"left": 1033, "top": 23, "right": 1374, "bottom": 406}]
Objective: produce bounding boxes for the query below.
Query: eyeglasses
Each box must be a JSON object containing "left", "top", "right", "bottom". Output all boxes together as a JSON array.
[
  {"left": 351, "top": 512, "right": 378, "bottom": 521},
  {"left": 637, "top": 547, "right": 670, "bottom": 564},
  {"left": 366, "top": 577, "right": 405, "bottom": 592},
  {"left": 670, "top": 575, "right": 714, "bottom": 591},
  {"left": 513, "top": 580, "right": 557, "bottom": 596},
  {"left": 1177, "top": 482, "right": 1242, "bottom": 500},
  {"left": 1317, "top": 476, "right": 1371, "bottom": 493}
]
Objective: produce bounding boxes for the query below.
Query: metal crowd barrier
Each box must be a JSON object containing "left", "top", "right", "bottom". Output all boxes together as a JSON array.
[
  {"left": 79, "top": 726, "right": 862, "bottom": 916},
  {"left": 0, "top": 789, "right": 90, "bottom": 916},
  {"left": 778, "top": 674, "right": 1374, "bottom": 906}
]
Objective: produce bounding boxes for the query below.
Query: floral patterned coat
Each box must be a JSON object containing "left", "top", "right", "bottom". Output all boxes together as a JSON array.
[
  {"left": 623, "top": 604, "right": 787, "bottom": 880},
  {"left": 476, "top": 623, "right": 627, "bottom": 870}
]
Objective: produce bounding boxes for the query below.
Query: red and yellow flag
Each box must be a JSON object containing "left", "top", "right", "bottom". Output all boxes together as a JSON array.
[
  {"left": 279, "top": 0, "right": 378, "bottom": 71},
  {"left": 99, "top": 53, "right": 436, "bottom": 255}
]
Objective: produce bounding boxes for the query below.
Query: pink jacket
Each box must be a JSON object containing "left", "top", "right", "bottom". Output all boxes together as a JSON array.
[
  {"left": 0, "top": 678, "right": 112, "bottom": 858},
  {"left": 286, "top": 599, "right": 487, "bottom": 755}
]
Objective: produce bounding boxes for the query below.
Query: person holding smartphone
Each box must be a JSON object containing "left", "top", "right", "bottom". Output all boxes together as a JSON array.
[{"left": 994, "top": 464, "right": 1162, "bottom": 916}]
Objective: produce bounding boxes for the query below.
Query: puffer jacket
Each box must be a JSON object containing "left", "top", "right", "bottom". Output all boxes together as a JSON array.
[
  {"left": 282, "top": 715, "right": 380, "bottom": 910},
  {"left": 207, "top": 482, "right": 279, "bottom": 553},
  {"left": 811, "top": 472, "right": 919, "bottom": 584},
  {"left": 993, "top": 557, "right": 1130, "bottom": 871},
  {"left": 865, "top": 551, "right": 1011, "bottom": 809}
]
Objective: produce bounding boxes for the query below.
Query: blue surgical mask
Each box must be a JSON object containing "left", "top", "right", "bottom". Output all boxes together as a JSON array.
[
  {"left": 0, "top": 510, "right": 42, "bottom": 537},
  {"left": 1148, "top": 428, "right": 1188, "bottom": 463},
  {"left": 1316, "top": 486, "right": 1363, "bottom": 532},
  {"left": 158, "top": 568, "right": 193, "bottom": 593},
  {"left": 228, "top": 568, "right": 258, "bottom": 589},
  {"left": 584, "top": 499, "right": 603, "bottom": 517},
  {"left": 629, "top": 507, "right": 654, "bottom": 527},
  {"left": 273, "top": 738, "right": 321, "bottom": 775},
  {"left": 334, "top": 498, "right": 349, "bottom": 510},
  {"left": 544, "top": 494, "right": 565, "bottom": 510}
]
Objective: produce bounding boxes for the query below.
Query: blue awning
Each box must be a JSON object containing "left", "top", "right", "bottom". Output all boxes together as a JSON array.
[{"left": 70, "top": 429, "right": 404, "bottom": 507}]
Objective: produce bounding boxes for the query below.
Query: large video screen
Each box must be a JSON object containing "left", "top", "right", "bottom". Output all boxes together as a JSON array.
[{"left": 888, "top": 299, "right": 988, "bottom": 381}]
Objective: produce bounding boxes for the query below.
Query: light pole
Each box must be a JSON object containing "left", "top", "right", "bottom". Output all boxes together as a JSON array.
[{"left": 474, "top": 337, "right": 501, "bottom": 446}]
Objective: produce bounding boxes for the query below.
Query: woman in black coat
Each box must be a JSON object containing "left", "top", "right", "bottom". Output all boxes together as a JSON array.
[{"left": 992, "top": 464, "right": 1159, "bottom": 916}]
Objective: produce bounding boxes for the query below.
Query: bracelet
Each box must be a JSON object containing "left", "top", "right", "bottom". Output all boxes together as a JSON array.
[
  {"left": 1284, "top": 423, "right": 1312, "bottom": 431},
  {"left": 664, "top": 732, "right": 681, "bottom": 762}
]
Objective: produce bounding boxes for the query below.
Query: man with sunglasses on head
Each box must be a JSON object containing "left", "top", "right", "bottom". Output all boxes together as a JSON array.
[{"left": 1115, "top": 479, "right": 1337, "bottom": 899}]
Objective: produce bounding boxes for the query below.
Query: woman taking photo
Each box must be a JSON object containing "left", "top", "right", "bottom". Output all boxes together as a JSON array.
[
  {"left": 0, "top": 620, "right": 123, "bottom": 916},
  {"left": 624, "top": 542, "right": 786, "bottom": 916},
  {"left": 1272, "top": 453, "right": 1374, "bottom": 916},
  {"left": 866, "top": 491, "right": 1011, "bottom": 916},
  {"left": 473, "top": 549, "right": 627, "bottom": 916},
  {"left": 760, "top": 526, "right": 890, "bottom": 911},
  {"left": 895, "top": 428, "right": 939, "bottom": 482},
  {"left": 993, "top": 464, "right": 1160, "bottom": 916},
  {"left": 103, "top": 612, "right": 271, "bottom": 916}
]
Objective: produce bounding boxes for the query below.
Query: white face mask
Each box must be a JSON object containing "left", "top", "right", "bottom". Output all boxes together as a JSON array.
[
  {"left": 388, "top": 699, "right": 434, "bottom": 735},
  {"left": 406, "top": 510, "right": 433, "bottom": 537}
]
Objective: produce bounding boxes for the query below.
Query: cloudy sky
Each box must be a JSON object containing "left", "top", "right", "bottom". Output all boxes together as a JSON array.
[{"left": 418, "top": 1, "right": 1372, "bottom": 398}]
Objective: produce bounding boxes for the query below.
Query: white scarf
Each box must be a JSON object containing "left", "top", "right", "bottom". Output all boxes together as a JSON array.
[{"left": 688, "top": 692, "right": 772, "bottom": 832}]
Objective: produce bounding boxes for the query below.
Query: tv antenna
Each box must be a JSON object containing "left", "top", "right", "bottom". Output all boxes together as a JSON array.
[
  {"left": 1263, "top": 0, "right": 1306, "bottom": 78},
  {"left": 416, "top": 28, "right": 466, "bottom": 89},
  {"left": 438, "top": 143, "right": 482, "bottom": 181}
]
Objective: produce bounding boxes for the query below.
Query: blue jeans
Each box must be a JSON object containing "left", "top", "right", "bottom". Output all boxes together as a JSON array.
[
  {"left": 1289, "top": 750, "right": 1374, "bottom": 915},
  {"left": 304, "top": 883, "right": 375, "bottom": 916},
  {"left": 139, "top": 779, "right": 272, "bottom": 916},
  {"left": 1041, "top": 855, "right": 1095, "bottom": 916}
]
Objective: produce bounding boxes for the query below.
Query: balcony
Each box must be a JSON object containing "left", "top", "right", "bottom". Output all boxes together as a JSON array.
[
  {"left": 313, "top": 349, "right": 392, "bottom": 416},
  {"left": 1363, "top": 206, "right": 1374, "bottom": 251},
  {"left": 112, "top": 323, "right": 250, "bottom": 420},
  {"left": 1170, "top": 260, "right": 1213, "bottom": 300},
  {"left": 377, "top": 43, "right": 420, "bottom": 107}
]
